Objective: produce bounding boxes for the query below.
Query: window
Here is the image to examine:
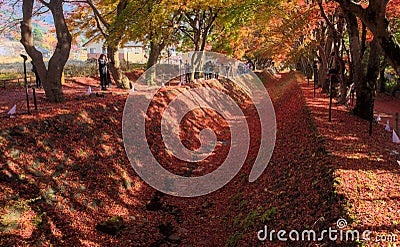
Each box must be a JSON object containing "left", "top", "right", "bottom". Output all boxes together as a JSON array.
[{"left": 89, "top": 48, "right": 96, "bottom": 54}]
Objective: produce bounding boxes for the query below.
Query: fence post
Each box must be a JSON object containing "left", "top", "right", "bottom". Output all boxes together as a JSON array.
[
  {"left": 369, "top": 98, "right": 375, "bottom": 136},
  {"left": 21, "top": 54, "right": 31, "bottom": 114},
  {"left": 328, "top": 68, "right": 337, "bottom": 122},
  {"left": 32, "top": 87, "right": 38, "bottom": 110},
  {"left": 313, "top": 62, "right": 318, "bottom": 98}
]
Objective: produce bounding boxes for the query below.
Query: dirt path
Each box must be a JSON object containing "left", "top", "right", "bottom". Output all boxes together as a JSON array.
[
  {"left": 374, "top": 93, "right": 400, "bottom": 131},
  {"left": 300, "top": 73, "right": 400, "bottom": 246}
]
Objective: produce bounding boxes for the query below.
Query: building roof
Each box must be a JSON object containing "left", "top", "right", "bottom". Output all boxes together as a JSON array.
[
  {"left": 124, "top": 41, "right": 144, "bottom": 47},
  {"left": 83, "top": 36, "right": 144, "bottom": 48}
]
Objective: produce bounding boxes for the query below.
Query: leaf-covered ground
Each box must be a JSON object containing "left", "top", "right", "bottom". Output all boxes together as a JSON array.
[
  {"left": 0, "top": 70, "right": 397, "bottom": 246},
  {"left": 0, "top": 70, "right": 143, "bottom": 116},
  {"left": 300, "top": 74, "right": 400, "bottom": 246}
]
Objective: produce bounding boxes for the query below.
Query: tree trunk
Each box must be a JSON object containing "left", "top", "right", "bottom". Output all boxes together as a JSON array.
[
  {"left": 343, "top": 8, "right": 372, "bottom": 120},
  {"left": 337, "top": 0, "right": 400, "bottom": 75},
  {"left": 356, "top": 38, "right": 380, "bottom": 119},
  {"left": 107, "top": 45, "right": 131, "bottom": 89},
  {"left": 375, "top": 34, "right": 400, "bottom": 76},
  {"left": 101, "top": 0, "right": 131, "bottom": 89},
  {"left": 146, "top": 41, "right": 163, "bottom": 70},
  {"left": 378, "top": 58, "right": 387, "bottom": 93},
  {"left": 317, "top": 45, "right": 329, "bottom": 92},
  {"left": 366, "top": 39, "right": 380, "bottom": 92},
  {"left": 20, "top": 0, "right": 71, "bottom": 103},
  {"left": 335, "top": 16, "right": 348, "bottom": 105}
]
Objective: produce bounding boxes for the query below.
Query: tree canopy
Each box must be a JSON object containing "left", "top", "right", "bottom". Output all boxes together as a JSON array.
[{"left": 0, "top": 0, "right": 399, "bottom": 109}]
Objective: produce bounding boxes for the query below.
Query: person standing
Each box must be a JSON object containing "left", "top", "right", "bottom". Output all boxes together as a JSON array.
[
  {"left": 31, "top": 61, "right": 41, "bottom": 88},
  {"left": 214, "top": 63, "right": 219, "bottom": 79},
  {"left": 185, "top": 61, "right": 191, "bottom": 84},
  {"left": 98, "top": 54, "right": 108, "bottom": 90},
  {"left": 225, "top": 63, "right": 231, "bottom": 78},
  {"left": 106, "top": 57, "right": 112, "bottom": 88}
]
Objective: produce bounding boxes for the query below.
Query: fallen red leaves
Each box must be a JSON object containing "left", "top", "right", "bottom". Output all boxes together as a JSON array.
[
  {"left": 2, "top": 70, "right": 395, "bottom": 246},
  {"left": 300, "top": 73, "right": 400, "bottom": 246}
]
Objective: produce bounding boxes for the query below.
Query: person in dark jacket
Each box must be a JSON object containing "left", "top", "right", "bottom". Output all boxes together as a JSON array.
[{"left": 98, "top": 54, "right": 108, "bottom": 90}]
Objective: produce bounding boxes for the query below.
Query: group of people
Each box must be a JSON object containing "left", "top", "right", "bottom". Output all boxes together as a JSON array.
[
  {"left": 184, "top": 61, "right": 222, "bottom": 84},
  {"left": 29, "top": 55, "right": 255, "bottom": 90},
  {"left": 237, "top": 61, "right": 254, "bottom": 75},
  {"left": 183, "top": 60, "right": 255, "bottom": 84},
  {"left": 202, "top": 61, "right": 220, "bottom": 80},
  {"left": 98, "top": 54, "right": 112, "bottom": 90}
]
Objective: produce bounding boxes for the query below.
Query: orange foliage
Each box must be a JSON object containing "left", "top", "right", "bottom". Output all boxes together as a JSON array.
[{"left": 387, "top": 0, "right": 400, "bottom": 19}]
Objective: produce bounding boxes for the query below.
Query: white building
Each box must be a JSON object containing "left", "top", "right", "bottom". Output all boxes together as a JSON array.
[{"left": 83, "top": 38, "right": 147, "bottom": 64}]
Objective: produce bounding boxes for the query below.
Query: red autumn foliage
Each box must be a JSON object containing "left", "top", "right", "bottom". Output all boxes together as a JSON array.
[
  {"left": 301, "top": 73, "right": 400, "bottom": 246},
  {"left": 0, "top": 70, "right": 398, "bottom": 246}
]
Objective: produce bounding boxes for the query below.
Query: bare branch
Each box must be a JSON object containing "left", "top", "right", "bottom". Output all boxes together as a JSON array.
[
  {"left": 93, "top": 10, "right": 108, "bottom": 38},
  {"left": 317, "top": 0, "right": 341, "bottom": 38},
  {"left": 179, "top": 26, "right": 195, "bottom": 42},
  {"left": 86, "top": 0, "right": 110, "bottom": 29},
  {"left": 33, "top": 5, "right": 50, "bottom": 16},
  {"left": 63, "top": 0, "right": 87, "bottom": 3},
  {"left": 37, "top": 0, "right": 50, "bottom": 8}
]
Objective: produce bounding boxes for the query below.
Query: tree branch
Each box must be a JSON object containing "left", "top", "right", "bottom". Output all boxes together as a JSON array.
[
  {"left": 37, "top": 0, "right": 50, "bottom": 8},
  {"left": 85, "top": 0, "right": 110, "bottom": 29},
  {"left": 317, "top": 0, "right": 341, "bottom": 38}
]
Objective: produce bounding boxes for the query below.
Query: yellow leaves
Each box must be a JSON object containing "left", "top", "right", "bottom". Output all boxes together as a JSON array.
[{"left": 175, "top": 0, "right": 238, "bottom": 11}]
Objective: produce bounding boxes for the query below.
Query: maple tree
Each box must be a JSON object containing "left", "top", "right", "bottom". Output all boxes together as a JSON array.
[
  {"left": 0, "top": 0, "right": 72, "bottom": 102},
  {"left": 179, "top": 1, "right": 221, "bottom": 52},
  {"left": 251, "top": 0, "right": 399, "bottom": 120},
  {"left": 313, "top": 0, "right": 400, "bottom": 119},
  {"left": 20, "top": 0, "right": 72, "bottom": 103},
  {"left": 0, "top": 1, "right": 25, "bottom": 36},
  {"left": 109, "top": 0, "right": 183, "bottom": 70},
  {"left": 341, "top": 6, "right": 382, "bottom": 119},
  {"left": 335, "top": 0, "right": 400, "bottom": 76},
  {"left": 211, "top": 0, "right": 269, "bottom": 60},
  {"left": 213, "top": 0, "right": 322, "bottom": 69},
  {"left": 68, "top": 0, "right": 135, "bottom": 89},
  {"left": 311, "top": 0, "right": 384, "bottom": 119},
  {"left": 2, "top": 1, "right": 400, "bottom": 245}
]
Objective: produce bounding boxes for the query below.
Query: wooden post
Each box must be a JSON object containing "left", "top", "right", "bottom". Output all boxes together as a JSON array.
[
  {"left": 32, "top": 87, "right": 38, "bottom": 110},
  {"left": 21, "top": 54, "right": 30, "bottom": 114},
  {"left": 328, "top": 68, "right": 337, "bottom": 122},
  {"left": 313, "top": 62, "right": 318, "bottom": 98},
  {"left": 329, "top": 75, "right": 333, "bottom": 122},
  {"left": 369, "top": 98, "right": 375, "bottom": 136}
]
